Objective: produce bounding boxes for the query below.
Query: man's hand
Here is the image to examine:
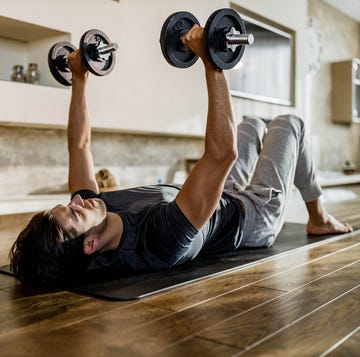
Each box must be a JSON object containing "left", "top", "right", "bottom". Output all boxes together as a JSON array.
[
  {"left": 182, "top": 25, "right": 213, "bottom": 69},
  {"left": 67, "top": 50, "right": 89, "bottom": 81}
]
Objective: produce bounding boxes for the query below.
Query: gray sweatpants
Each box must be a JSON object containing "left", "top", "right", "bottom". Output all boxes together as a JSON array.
[{"left": 225, "top": 115, "right": 322, "bottom": 247}]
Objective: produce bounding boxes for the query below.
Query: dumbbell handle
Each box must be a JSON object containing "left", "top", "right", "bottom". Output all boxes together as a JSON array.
[
  {"left": 62, "top": 42, "right": 118, "bottom": 63},
  {"left": 62, "top": 42, "right": 118, "bottom": 66},
  {"left": 97, "top": 42, "right": 118, "bottom": 56},
  {"left": 225, "top": 27, "right": 254, "bottom": 52},
  {"left": 227, "top": 33, "right": 254, "bottom": 45}
]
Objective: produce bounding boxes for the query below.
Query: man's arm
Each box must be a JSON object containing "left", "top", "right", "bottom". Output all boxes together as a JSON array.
[
  {"left": 175, "top": 26, "right": 238, "bottom": 229},
  {"left": 67, "top": 51, "right": 99, "bottom": 195}
]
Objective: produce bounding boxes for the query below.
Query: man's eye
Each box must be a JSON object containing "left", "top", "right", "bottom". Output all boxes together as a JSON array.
[{"left": 71, "top": 208, "right": 80, "bottom": 219}]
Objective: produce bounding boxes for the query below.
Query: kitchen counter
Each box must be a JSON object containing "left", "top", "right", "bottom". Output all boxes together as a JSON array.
[
  {"left": 318, "top": 171, "right": 360, "bottom": 187},
  {"left": 0, "top": 194, "right": 69, "bottom": 215}
]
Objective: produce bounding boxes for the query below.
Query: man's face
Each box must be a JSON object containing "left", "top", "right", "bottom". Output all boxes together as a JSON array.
[{"left": 52, "top": 195, "right": 107, "bottom": 239}]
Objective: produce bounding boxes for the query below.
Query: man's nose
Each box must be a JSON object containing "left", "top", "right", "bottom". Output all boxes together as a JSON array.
[{"left": 70, "top": 194, "right": 84, "bottom": 207}]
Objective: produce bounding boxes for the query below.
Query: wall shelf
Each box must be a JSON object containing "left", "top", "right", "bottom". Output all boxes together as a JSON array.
[
  {"left": 331, "top": 58, "right": 360, "bottom": 124},
  {"left": 0, "top": 15, "right": 70, "bottom": 88},
  {"left": 0, "top": 15, "right": 71, "bottom": 128}
]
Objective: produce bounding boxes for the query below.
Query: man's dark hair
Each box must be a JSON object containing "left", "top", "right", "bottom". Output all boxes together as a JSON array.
[{"left": 9, "top": 210, "right": 93, "bottom": 288}]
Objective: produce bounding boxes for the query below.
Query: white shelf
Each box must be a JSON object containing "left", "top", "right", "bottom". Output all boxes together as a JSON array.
[
  {"left": 318, "top": 171, "right": 360, "bottom": 187},
  {"left": 0, "top": 80, "right": 69, "bottom": 128},
  {"left": 0, "top": 15, "right": 70, "bottom": 87},
  {"left": 0, "top": 14, "right": 74, "bottom": 130}
]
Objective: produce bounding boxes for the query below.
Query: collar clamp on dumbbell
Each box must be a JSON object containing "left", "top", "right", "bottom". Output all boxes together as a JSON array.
[{"left": 224, "top": 27, "right": 254, "bottom": 52}]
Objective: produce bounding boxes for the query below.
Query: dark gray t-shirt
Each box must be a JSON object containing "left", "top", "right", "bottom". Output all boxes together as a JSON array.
[{"left": 74, "top": 184, "right": 244, "bottom": 272}]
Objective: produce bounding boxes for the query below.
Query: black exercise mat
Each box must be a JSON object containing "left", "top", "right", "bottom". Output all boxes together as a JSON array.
[{"left": 0, "top": 223, "right": 350, "bottom": 301}]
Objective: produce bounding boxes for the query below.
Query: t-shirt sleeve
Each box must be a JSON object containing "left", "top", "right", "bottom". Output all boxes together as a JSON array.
[
  {"left": 71, "top": 189, "right": 99, "bottom": 200},
  {"left": 142, "top": 200, "right": 200, "bottom": 267}
]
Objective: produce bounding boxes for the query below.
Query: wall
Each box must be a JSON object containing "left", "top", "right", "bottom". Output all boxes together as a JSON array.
[
  {"left": 0, "top": 0, "right": 310, "bottom": 198},
  {"left": 0, "top": 0, "right": 307, "bottom": 135},
  {"left": 0, "top": 126, "right": 204, "bottom": 197},
  {"left": 5, "top": 0, "right": 359, "bottom": 197},
  {"left": 308, "top": 0, "right": 360, "bottom": 171}
]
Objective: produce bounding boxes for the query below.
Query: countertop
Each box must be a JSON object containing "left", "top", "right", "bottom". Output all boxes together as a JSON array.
[{"left": 0, "top": 194, "right": 69, "bottom": 215}]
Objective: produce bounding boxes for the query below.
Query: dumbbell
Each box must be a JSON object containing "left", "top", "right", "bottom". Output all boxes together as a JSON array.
[
  {"left": 48, "top": 29, "right": 118, "bottom": 86},
  {"left": 160, "top": 8, "right": 254, "bottom": 70}
]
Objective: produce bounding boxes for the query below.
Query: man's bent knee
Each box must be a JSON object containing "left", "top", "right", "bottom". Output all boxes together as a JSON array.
[
  {"left": 239, "top": 116, "right": 267, "bottom": 144},
  {"left": 241, "top": 116, "right": 267, "bottom": 132},
  {"left": 271, "top": 114, "right": 304, "bottom": 137}
]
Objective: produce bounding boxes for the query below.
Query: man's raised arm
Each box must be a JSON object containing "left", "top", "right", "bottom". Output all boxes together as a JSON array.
[
  {"left": 175, "top": 25, "right": 238, "bottom": 229},
  {"left": 67, "top": 51, "right": 99, "bottom": 195}
]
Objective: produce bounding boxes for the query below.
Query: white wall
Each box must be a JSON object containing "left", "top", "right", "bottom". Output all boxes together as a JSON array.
[
  {"left": 0, "top": 0, "right": 307, "bottom": 135},
  {"left": 308, "top": 0, "right": 360, "bottom": 171}
]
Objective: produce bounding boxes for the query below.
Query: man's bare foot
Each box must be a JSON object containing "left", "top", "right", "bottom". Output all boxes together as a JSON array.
[
  {"left": 306, "top": 210, "right": 353, "bottom": 236},
  {"left": 305, "top": 198, "right": 353, "bottom": 235}
]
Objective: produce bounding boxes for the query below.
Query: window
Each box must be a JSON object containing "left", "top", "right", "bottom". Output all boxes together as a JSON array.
[{"left": 229, "top": 3, "right": 296, "bottom": 106}]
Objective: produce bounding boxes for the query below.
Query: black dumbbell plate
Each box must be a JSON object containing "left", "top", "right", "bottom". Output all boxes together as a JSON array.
[
  {"left": 160, "top": 11, "right": 200, "bottom": 68},
  {"left": 80, "top": 29, "right": 115, "bottom": 76},
  {"left": 48, "top": 41, "right": 77, "bottom": 86},
  {"left": 204, "top": 8, "right": 246, "bottom": 70}
]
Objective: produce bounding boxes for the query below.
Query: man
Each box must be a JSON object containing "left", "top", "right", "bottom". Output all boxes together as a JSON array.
[{"left": 10, "top": 25, "right": 352, "bottom": 288}]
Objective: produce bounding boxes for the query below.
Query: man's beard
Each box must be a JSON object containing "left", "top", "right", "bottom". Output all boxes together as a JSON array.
[
  {"left": 93, "top": 198, "right": 107, "bottom": 214},
  {"left": 83, "top": 216, "right": 107, "bottom": 238},
  {"left": 85, "top": 198, "right": 107, "bottom": 237}
]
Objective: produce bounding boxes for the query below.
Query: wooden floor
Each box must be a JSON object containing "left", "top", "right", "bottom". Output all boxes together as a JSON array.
[{"left": 0, "top": 185, "right": 359, "bottom": 356}]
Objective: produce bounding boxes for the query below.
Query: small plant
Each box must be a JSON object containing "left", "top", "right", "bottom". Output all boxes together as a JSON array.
[{"left": 343, "top": 160, "right": 356, "bottom": 175}]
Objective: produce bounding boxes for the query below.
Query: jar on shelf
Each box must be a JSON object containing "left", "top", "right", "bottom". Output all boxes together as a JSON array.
[
  {"left": 26, "top": 63, "right": 40, "bottom": 84},
  {"left": 11, "top": 65, "right": 25, "bottom": 83}
]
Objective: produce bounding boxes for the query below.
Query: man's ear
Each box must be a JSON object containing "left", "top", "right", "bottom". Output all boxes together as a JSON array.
[{"left": 83, "top": 236, "right": 99, "bottom": 255}]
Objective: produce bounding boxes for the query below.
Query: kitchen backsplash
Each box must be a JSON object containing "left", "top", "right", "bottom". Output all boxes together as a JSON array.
[{"left": 0, "top": 126, "right": 203, "bottom": 197}]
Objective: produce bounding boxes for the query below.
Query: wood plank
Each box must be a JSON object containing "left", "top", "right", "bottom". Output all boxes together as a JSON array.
[
  {"left": 0, "top": 289, "right": 8, "bottom": 302},
  {"left": 0, "top": 298, "right": 169, "bottom": 344},
  {"left": 0, "top": 285, "right": 281, "bottom": 356},
  {"left": 0, "top": 213, "right": 35, "bottom": 266},
  {"left": 0, "top": 279, "right": 152, "bottom": 340},
  {"left": 3, "top": 236, "right": 358, "bottom": 352},
  {"left": 327, "top": 204, "right": 360, "bottom": 224},
  {"left": 9, "top": 236, "right": 358, "bottom": 354},
  {"left": 0, "top": 288, "right": 87, "bottom": 312},
  {"left": 0, "top": 281, "right": 166, "bottom": 340},
  {"left": 323, "top": 327, "right": 360, "bottom": 357},
  {"left": 255, "top": 243, "right": 360, "bottom": 291},
  {"left": 156, "top": 336, "right": 239, "bottom": 357},
  {"left": 4, "top": 239, "right": 358, "bottom": 354},
  {"left": 0, "top": 273, "right": 17, "bottom": 289},
  {"left": 0, "top": 290, "right": 88, "bottom": 335},
  {"left": 143, "top": 234, "right": 360, "bottom": 311},
  {"left": 196, "top": 262, "right": 360, "bottom": 352},
  {"left": 239, "top": 286, "right": 360, "bottom": 357},
  {"left": 328, "top": 203, "right": 360, "bottom": 214},
  {"left": 0, "top": 212, "right": 34, "bottom": 230},
  {"left": 0, "top": 229, "right": 18, "bottom": 266}
]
